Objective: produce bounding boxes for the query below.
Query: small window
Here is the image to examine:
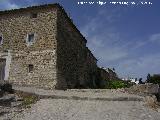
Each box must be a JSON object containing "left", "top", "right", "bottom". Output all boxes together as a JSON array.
[
  {"left": 31, "top": 13, "right": 37, "bottom": 18},
  {"left": 0, "top": 35, "right": 3, "bottom": 45},
  {"left": 28, "top": 64, "right": 34, "bottom": 72},
  {"left": 28, "top": 34, "right": 34, "bottom": 43}
]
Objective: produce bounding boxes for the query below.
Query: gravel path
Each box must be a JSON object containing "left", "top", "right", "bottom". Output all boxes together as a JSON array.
[
  {"left": 13, "top": 99, "right": 160, "bottom": 120},
  {"left": 0, "top": 86, "right": 157, "bottom": 120}
]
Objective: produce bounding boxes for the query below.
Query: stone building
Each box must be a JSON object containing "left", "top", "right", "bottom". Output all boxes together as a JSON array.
[
  {"left": 0, "top": 4, "right": 97, "bottom": 89},
  {"left": 97, "top": 67, "right": 119, "bottom": 88},
  {"left": 99, "top": 67, "right": 118, "bottom": 80},
  {"left": 106, "top": 68, "right": 118, "bottom": 80}
]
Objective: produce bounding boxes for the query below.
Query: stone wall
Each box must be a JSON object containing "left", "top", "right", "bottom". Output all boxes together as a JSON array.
[
  {"left": 107, "top": 68, "right": 118, "bottom": 80},
  {"left": 56, "top": 8, "right": 97, "bottom": 89},
  {"left": 97, "top": 67, "right": 109, "bottom": 88},
  {"left": 9, "top": 50, "right": 57, "bottom": 89},
  {"left": 0, "top": 6, "right": 58, "bottom": 89}
]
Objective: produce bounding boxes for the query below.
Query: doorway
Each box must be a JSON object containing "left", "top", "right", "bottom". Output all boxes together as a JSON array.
[{"left": 0, "top": 59, "right": 6, "bottom": 80}]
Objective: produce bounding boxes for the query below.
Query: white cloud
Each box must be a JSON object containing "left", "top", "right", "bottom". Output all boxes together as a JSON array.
[
  {"left": 149, "top": 33, "right": 160, "bottom": 43},
  {"left": 0, "top": 1, "right": 19, "bottom": 10},
  {"left": 117, "top": 53, "right": 160, "bottom": 79},
  {"left": 96, "top": 47, "right": 128, "bottom": 62},
  {"left": 5, "top": 3, "right": 19, "bottom": 9},
  {"left": 80, "top": 8, "right": 121, "bottom": 38},
  {"left": 130, "top": 33, "right": 160, "bottom": 50},
  {"left": 79, "top": 8, "right": 160, "bottom": 79},
  {"left": 80, "top": 8, "right": 129, "bottom": 64},
  {"left": 86, "top": 32, "right": 128, "bottom": 62},
  {"left": 130, "top": 33, "right": 160, "bottom": 49},
  {"left": 133, "top": 40, "right": 147, "bottom": 48}
]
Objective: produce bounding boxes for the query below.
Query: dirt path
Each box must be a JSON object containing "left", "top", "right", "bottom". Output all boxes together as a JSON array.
[
  {"left": 1, "top": 86, "right": 160, "bottom": 120},
  {"left": 13, "top": 99, "right": 160, "bottom": 120}
]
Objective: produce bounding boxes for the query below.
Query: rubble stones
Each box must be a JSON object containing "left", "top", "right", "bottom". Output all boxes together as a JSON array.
[{"left": 129, "top": 84, "right": 159, "bottom": 94}]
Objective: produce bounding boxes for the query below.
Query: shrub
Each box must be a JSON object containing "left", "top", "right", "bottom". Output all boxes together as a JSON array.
[
  {"left": 105, "top": 80, "right": 132, "bottom": 89},
  {"left": 22, "top": 95, "right": 38, "bottom": 108},
  {"left": 15, "top": 91, "right": 39, "bottom": 108},
  {"left": 147, "top": 74, "right": 160, "bottom": 85}
]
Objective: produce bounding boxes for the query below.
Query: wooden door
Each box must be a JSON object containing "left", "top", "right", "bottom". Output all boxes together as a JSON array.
[{"left": 0, "top": 59, "right": 6, "bottom": 80}]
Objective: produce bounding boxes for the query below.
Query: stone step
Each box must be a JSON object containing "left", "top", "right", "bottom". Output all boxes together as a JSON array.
[
  {"left": 13, "top": 86, "right": 145, "bottom": 102},
  {"left": 38, "top": 94, "right": 144, "bottom": 101}
]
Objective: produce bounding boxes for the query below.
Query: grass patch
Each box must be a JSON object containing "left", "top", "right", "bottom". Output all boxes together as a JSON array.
[
  {"left": 22, "top": 95, "right": 38, "bottom": 108},
  {"left": 15, "top": 91, "right": 39, "bottom": 108}
]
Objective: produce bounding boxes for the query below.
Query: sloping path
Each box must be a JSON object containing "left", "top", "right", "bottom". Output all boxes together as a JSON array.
[
  {"left": 11, "top": 86, "right": 160, "bottom": 120},
  {"left": 14, "top": 99, "right": 160, "bottom": 120}
]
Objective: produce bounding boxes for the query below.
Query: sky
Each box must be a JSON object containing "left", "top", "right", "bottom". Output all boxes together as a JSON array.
[{"left": 0, "top": 0, "right": 160, "bottom": 80}]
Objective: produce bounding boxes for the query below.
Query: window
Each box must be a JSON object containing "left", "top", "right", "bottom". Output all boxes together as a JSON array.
[
  {"left": 31, "top": 13, "right": 37, "bottom": 18},
  {"left": 28, "top": 64, "right": 34, "bottom": 72},
  {"left": 28, "top": 34, "right": 34, "bottom": 43},
  {"left": 26, "top": 33, "right": 36, "bottom": 46},
  {"left": 0, "top": 35, "right": 3, "bottom": 45}
]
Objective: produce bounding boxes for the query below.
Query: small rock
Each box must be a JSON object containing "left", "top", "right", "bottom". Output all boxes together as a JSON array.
[
  {"left": 15, "top": 96, "right": 23, "bottom": 101},
  {"left": 11, "top": 101, "right": 22, "bottom": 107}
]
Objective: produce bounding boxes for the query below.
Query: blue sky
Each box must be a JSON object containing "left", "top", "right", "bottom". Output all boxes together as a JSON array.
[{"left": 0, "top": 0, "right": 160, "bottom": 80}]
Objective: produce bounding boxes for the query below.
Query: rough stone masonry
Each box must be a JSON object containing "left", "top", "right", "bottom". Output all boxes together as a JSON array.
[{"left": 0, "top": 4, "right": 98, "bottom": 89}]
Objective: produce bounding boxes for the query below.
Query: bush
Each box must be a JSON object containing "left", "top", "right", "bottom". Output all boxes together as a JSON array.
[
  {"left": 105, "top": 80, "right": 132, "bottom": 89},
  {"left": 15, "top": 91, "right": 39, "bottom": 108},
  {"left": 147, "top": 74, "right": 160, "bottom": 85},
  {"left": 22, "top": 95, "right": 38, "bottom": 108}
]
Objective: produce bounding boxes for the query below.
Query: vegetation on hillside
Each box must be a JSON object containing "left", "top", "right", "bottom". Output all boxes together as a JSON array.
[
  {"left": 146, "top": 74, "right": 160, "bottom": 85},
  {"left": 104, "top": 80, "right": 134, "bottom": 89}
]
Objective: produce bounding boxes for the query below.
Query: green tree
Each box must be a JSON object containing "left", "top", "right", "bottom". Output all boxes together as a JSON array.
[
  {"left": 149, "top": 74, "right": 160, "bottom": 85},
  {"left": 139, "top": 78, "right": 144, "bottom": 84},
  {"left": 146, "top": 73, "right": 151, "bottom": 83}
]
